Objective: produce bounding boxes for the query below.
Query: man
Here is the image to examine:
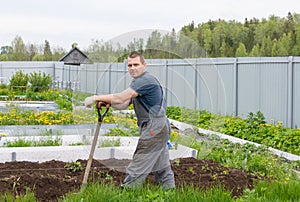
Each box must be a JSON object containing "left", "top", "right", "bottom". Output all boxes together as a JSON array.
[{"left": 84, "top": 51, "right": 175, "bottom": 189}]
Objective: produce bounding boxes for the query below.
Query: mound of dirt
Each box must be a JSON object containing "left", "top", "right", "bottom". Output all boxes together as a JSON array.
[{"left": 0, "top": 157, "right": 262, "bottom": 201}]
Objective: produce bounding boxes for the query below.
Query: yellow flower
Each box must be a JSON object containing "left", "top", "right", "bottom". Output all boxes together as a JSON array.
[
  {"left": 171, "top": 131, "right": 179, "bottom": 138},
  {"left": 0, "top": 133, "right": 7, "bottom": 137}
]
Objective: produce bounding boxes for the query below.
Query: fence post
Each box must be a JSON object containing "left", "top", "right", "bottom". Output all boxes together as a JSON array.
[
  {"left": 194, "top": 59, "right": 198, "bottom": 110},
  {"left": 109, "top": 63, "right": 112, "bottom": 94},
  {"left": 233, "top": 58, "right": 238, "bottom": 116},
  {"left": 165, "top": 60, "right": 169, "bottom": 103},
  {"left": 287, "top": 56, "right": 294, "bottom": 128},
  {"left": 11, "top": 152, "right": 16, "bottom": 162}
]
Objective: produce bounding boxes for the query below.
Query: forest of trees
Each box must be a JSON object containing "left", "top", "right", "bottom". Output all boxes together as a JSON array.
[{"left": 1, "top": 12, "right": 300, "bottom": 62}]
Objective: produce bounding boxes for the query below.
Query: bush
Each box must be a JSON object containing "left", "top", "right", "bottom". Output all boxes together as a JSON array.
[
  {"left": 0, "top": 84, "right": 9, "bottom": 95},
  {"left": 28, "top": 71, "right": 52, "bottom": 92},
  {"left": 9, "top": 70, "right": 29, "bottom": 93}
]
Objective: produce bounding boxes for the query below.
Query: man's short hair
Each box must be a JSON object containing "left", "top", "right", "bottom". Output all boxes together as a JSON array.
[{"left": 128, "top": 51, "right": 145, "bottom": 63}]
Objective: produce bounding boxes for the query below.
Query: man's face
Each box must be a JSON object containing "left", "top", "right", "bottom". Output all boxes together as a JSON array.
[{"left": 127, "top": 56, "right": 146, "bottom": 78}]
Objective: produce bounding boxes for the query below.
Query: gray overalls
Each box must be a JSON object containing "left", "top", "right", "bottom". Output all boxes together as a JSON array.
[{"left": 121, "top": 94, "right": 175, "bottom": 189}]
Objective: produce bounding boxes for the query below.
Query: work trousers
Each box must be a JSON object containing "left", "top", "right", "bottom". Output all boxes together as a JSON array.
[{"left": 121, "top": 118, "right": 175, "bottom": 189}]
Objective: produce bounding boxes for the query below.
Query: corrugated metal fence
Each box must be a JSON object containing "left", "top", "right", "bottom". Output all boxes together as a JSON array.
[{"left": 1, "top": 56, "right": 299, "bottom": 128}]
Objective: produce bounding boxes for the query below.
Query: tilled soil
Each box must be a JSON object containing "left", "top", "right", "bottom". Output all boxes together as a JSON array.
[{"left": 0, "top": 157, "right": 262, "bottom": 201}]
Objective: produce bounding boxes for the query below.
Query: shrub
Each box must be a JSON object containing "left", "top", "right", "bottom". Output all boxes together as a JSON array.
[
  {"left": 28, "top": 71, "right": 52, "bottom": 92},
  {"left": 9, "top": 70, "right": 29, "bottom": 93},
  {"left": 0, "top": 84, "right": 9, "bottom": 95}
]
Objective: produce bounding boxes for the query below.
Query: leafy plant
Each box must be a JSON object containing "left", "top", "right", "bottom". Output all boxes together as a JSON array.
[
  {"left": 28, "top": 71, "right": 52, "bottom": 92},
  {"left": 0, "top": 84, "right": 9, "bottom": 95},
  {"left": 105, "top": 173, "right": 113, "bottom": 180},
  {"left": 167, "top": 106, "right": 300, "bottom": 156},
  {"left": 174, "top": 159, "right": 180, "bottom": 166},
  {"left": 9, "top": 70, "right": 29, "bottom": 93},
  {"left": 64, "top": 161, "right": 83, "bottom": 173}
]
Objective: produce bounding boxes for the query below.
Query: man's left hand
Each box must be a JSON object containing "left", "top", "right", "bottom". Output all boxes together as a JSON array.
[{"left": 84, "top": 95, "right": 96, "bottom": 108}]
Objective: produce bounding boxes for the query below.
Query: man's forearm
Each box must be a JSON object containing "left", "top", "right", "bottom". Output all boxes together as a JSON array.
[
  {"left": 94, "top": 88, "right": 137, "bottom": 105},
  {"left": 94, "top": 94, "right": 124, "bottom": 105},
  {"left": 111, "top": 98, "right": 131, "bottom": 110}
]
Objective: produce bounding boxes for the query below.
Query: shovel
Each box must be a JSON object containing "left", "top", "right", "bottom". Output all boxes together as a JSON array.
[{"left": 81, "top": 101, "right": 110, "bottom": 189}]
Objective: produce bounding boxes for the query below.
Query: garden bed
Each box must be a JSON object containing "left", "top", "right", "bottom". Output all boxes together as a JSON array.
[
  {"left": 0, "top": 100, "right": 60, "bottom": 112},
  {"left": 0, "top": 157, "right": 262, "bottom": 201}
]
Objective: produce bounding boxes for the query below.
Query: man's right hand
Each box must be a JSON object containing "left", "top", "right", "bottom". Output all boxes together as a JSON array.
[{"left": 84, "top": 95, "right": 96, "bottom": 108}]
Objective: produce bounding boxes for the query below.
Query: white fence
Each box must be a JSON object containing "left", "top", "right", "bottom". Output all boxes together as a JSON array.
[{"left": 1, "top": 56, "right": 300, "bottom": 128}]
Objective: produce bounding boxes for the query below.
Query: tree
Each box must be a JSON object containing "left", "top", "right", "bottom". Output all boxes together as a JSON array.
[
  {"left": 244, "top": 18, "right": 258, "bottom": 53},
  {"left": 220, "top": 41, "right": 229, "bottom": 57},
  {"left": 285, "top": 12, "right": 295, "bottom": 35},
  {"left": 0, "top": 46, "right": 12, "bottom": 61},
  {"left": 27, "top": 43, "right": 37, "bottom": 61},
  {"left": 271, "top": 39, "right": 280, "bottom": 56},
  {"left": 211, "top": 21, "right": 226, "bottom": 57},
  {"left": 1, "top": 46, "right": 12, "bottom": 54},
  {"left": 0, "top": 54, "right": 8, "bottom": 61},
  {"left": 260, "top": 36, "right": 272, "bottom": 56},
  {"left": 11, "top": 36, "right": 28, "bottom": 61},
  {"left": 145, "top": 30, "right": 163, "bottom": 58},
  {"left": 292, "top": 23, "right": 300, "bottom": 55},
  {"left": 277, "top": 33, "right": 291, "bottom": 56},
  {"left": 32, "top": 53, "right": 44, "bottom": 61},
  {"left": 43, "top": 40, "right": 52, "bottom": 61},
  {"left": 72, "top": 43, "right": 78, "bottom": 49},
  {"left": 235, "top": 42, "right": 247, "bottom": 57},
  {"left": 202, "top": 27, "right": 212, "bottom": 56},
  {"left": 52, "top": 47, "right": 66, "bottom": 61},
  {"left": 161, "top": 29, "right": 178, "bottom": 58},
  {"left": 87, "top": 39, "right": 103, "bottom": 62},
  {"left": 249, "top": 44, "right": 260, "bottom": 56}
]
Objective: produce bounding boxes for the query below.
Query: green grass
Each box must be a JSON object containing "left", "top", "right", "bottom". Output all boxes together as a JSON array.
[
  {"left": 60, "top": 182, "right": 234, "bottom": 202},
  {"left": 236, "top": 180, "right": 300, "bottom": 202},
  {"left": 0, "top": 189, "right": 36, "bottom": 202},
  {"left": 5, "top": 130, "right": 62, "bottom": 147},
  {"left": 3, "top": 180, "right": 299, "bottom": 202},
  {"left": 99, "top": 138, "right": 121, "bottom": 147},
  {"left": 173, "top": 132, "right": 298, "bottom": 181},
  {"left": 104, "top": 127, "right": 139, "bottom": 137}
]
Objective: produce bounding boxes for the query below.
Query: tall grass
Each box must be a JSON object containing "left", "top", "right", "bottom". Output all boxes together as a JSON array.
[
  {"left": 174, "top": 132, "right": 298, "bottom": 181},
  {"left": 60, "top": 182, "right": 233, "bottom": 202},
  {"left": 237, "top": 180, "right": 300, "bottom": 202},
  {"left": 5, "top": 129, "right": 62, "bottom": 147},
  {"left": 2, "top": 180, "right": 300, "bottom": 202},
  {"left": 0, "top": 190, "right": 36, "bottom": 202}
]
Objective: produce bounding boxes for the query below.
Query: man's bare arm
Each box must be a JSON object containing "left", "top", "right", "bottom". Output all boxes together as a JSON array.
[
  {"left": 111, "top": 98, "right": 131, "bottom": 110},
  {"left": 94, "top": 88, "right": 138, "bottom": 105}
]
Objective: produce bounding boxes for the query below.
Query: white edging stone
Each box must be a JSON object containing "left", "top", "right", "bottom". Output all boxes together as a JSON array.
[{"left": 0, "top": 143, "right": 196, "bottom": 163}]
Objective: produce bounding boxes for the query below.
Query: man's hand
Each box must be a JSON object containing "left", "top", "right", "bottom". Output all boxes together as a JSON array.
[{"left": 84, "top": 95, "right": 96, "bottom": 108}]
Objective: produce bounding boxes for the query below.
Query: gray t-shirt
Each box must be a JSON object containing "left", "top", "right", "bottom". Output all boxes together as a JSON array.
[{"left": 130, "top": 71, "right": 163, "bottom": 115}]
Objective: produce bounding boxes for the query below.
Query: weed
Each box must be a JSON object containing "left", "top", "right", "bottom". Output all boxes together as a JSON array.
[
  {"left": 64, "top": 161, "right": 83, "bottom": 173},
  {"left": 188, "top": 167, "right": 195, "bottom": 174},
  {"left": 99, "top": 138, "right": 121, "bottom": 147},
  {"left": 174, "top": 159, "right": 180, "bottom": 166}
]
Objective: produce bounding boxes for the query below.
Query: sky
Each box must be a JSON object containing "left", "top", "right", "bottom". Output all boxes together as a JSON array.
[{"left": 1, "top": 0, "right": 300, "bottom": 51}]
